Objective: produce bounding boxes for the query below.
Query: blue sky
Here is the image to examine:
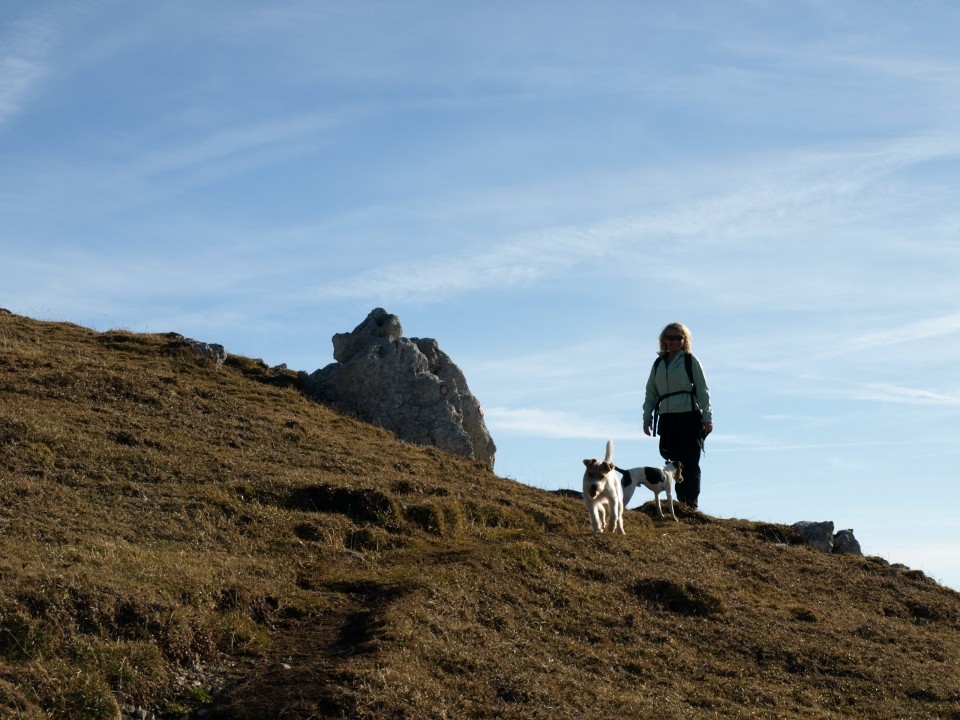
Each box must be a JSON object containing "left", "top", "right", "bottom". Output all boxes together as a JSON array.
[{"left": 3, "top": 1, "right": 959, "bottom": 590}]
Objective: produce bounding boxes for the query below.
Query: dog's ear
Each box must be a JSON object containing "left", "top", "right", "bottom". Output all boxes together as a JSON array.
[
  {"left": 601, "top": 461, "right": 615, "bottom": 473},
  {"left": 583, "top": 459, "right": 591, "bottom": 468}
]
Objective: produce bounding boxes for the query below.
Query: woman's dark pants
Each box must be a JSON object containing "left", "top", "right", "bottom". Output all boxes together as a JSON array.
[{"left": 656, "top": 411, "right": 702, "bottom": 507}]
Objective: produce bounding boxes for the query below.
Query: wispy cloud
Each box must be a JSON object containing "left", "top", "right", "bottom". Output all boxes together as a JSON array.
[
  {"left": 0, "top": 15, "right": 57, "bottom": 129},
  {"left": 741, "top": 312, "right": 960, "bottom": 391},
  {"left": 3, "top": 110, "right": 360, "bottom": 224},
  {"left": 295, "top": 128, "right": 960, "bottom": 307},
  {"left": 850, "top": 384, "right": 960, "bottom": 407},
  {"left": 484, "top": 406, "right": 644, "bottom": 441},
  {"left": 839, "top": 313, "right": 960, "bottom": 353},
  {"left": 121, "top": 115, "right": 346, "bottom": 183},
  {"left": 303, "top": 229, "right": 612, "bottom": 303}
]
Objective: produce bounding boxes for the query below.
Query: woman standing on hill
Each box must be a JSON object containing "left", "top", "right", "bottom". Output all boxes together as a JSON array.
[{"left": 642, "top": 322, "right": 713, "bottom": 509}]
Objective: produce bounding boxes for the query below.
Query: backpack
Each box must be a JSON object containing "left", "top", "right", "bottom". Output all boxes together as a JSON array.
[{"left": 651, "top": 353, "right": 706, "bottom": 448}]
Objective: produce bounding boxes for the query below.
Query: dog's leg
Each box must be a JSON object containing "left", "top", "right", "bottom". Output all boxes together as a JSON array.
[
  {"left": 605, "top": 487, "right": 625, "bottom": 534},
  {"left": 666, "top": 478, "right": 677, "bottom": 522},
  {"left": 613, "top": 495, "right": 625, "bottom": 534},
  {"left": 654, "top": 491, "right": 665, "bottom": 519},
  {"left": 584, "top": 498, "right": 604, "bottom": 532}
]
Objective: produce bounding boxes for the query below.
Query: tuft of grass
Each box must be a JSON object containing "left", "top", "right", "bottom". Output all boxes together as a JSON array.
[
  {"left": 631, "top": 577, "right": 725, "bottom": 617},
  {"left": 24, "top": 665, "right": 120, "bottom": 720},
  {"left": 790, "top": 606, "right": 819, "bottom": 623}
]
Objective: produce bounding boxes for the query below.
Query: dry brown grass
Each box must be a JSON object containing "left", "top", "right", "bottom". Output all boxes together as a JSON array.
[{"left": 0, "top": 310, "right": 958, "bottom": 719}]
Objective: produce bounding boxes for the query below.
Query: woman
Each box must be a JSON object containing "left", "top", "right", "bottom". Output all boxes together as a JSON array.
[{"left": 642, "top": 322, "right": 713, "bottom": 509}]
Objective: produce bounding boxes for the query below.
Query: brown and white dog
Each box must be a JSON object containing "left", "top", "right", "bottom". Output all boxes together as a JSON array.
[
  {"left": 615, "top": 460, "right": 683, "bottom": 522},
  {"left": 582, "top": 440, "right": 625, "bottom": 534}
]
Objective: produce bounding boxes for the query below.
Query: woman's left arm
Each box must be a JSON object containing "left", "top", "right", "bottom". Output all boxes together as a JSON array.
[{"left": 691, "top": 355, "right": 712, "bottom": 426}]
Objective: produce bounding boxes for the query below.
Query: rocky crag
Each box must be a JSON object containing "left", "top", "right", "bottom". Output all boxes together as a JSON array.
[
  {"left": 792, "top": 520, "right": 862, "bottom": 555},
  {"left": 300, "top": 308, "right": 496, "bottom": 467}
]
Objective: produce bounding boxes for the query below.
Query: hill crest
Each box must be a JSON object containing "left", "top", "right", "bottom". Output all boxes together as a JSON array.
[{"left": 0, "top": 311, "right": 958, "bottom": 719}]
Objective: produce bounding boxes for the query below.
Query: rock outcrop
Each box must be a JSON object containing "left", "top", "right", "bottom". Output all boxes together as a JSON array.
[
  {"left": 301, "top": 308, "right": 496, "bottom": 467},
  {"left": 164, "top": 332, "right": 227, "bottom": 365},
  {"left": 792, "top": 521, "right": 862, "bottom": 555}
]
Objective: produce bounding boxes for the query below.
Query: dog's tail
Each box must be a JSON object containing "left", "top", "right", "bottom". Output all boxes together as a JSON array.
[{"left": 604, "top": 439, "right": 614, "bottom": 463}]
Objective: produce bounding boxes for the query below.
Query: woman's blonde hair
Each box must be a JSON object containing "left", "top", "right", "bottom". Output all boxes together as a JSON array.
[{"left": 658, "top": 322, "right": 692, "bottom": 355}]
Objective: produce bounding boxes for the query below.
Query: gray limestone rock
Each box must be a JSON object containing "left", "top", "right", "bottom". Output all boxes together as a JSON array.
[
  {"left": 302, "top": 309, "right": 496, "bottom": 467},
  {"left": 792, "top": 521, "right": 863, "bottom": 555},
  {"left": 832, "top": 529, "right": 863, "bottom": 555},
  {"left": 792, "top": 520, "right": 836, "bottom": 553}
]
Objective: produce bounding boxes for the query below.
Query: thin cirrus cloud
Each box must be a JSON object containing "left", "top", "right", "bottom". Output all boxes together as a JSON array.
[
  {"left": 0, "top": 17, "right": 56, "bottom": 127},
  {"left": 852, "top": 385, "right": 960, "bottom": 408},
  {"left": 5, "top": 112, "right": 352, "bottom": 223},
  {"left": 293, "top": 129, "right": 955, "bottom": 309},
  {"left": 302, "top": 230, "right": 609, "bottom": 303},
  {"left": 483, "top": 406, "right": 645, "bottom": 441},
  {"left": 840, "top": 313, "right": 960, "bottom": 352}
]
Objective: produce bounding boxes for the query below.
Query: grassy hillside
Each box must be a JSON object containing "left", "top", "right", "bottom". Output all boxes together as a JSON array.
[{"left": 0, "top": 310, "right": 958, "bottom": 720}]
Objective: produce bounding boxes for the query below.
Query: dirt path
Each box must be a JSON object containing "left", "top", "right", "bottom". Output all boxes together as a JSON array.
[{"left": 207, "top": 582, "right": 396, "bottom": 719}]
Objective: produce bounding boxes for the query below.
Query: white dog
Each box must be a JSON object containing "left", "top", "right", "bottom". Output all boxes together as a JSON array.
[
  {"left": 615, "top": 461, "right": 684, "bottom": 522},
  {"left": 582, "top": 440, "right": 625, "bottom": 534}
]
